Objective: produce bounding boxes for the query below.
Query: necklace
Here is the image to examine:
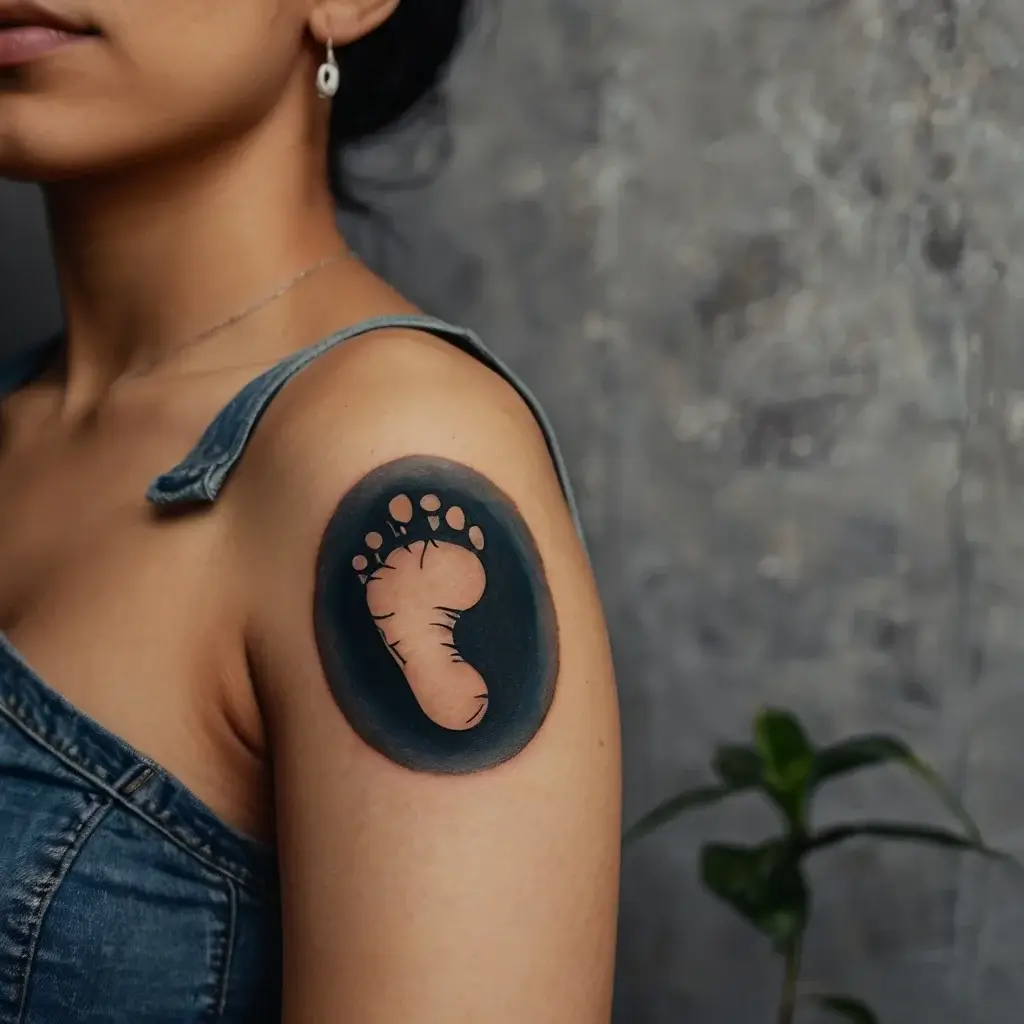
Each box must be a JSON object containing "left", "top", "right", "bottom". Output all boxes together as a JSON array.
[{"left": 113, "top": 246, "right": 356, "bottom": 383}]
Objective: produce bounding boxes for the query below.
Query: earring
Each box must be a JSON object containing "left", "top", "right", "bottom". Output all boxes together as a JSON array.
[{"left": 316, "top": 39, "right": 340, "bottom": 99}]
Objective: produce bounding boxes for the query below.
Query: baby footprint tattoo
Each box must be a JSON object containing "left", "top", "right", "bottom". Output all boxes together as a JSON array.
[
  {"left": 315, "top": 455, "right": 560, "bottom": 774},
  {"left": 351, "top": 492, "right": 490, "bottom": 730}
]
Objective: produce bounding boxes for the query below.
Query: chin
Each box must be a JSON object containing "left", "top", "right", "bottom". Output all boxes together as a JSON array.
[
  {"left": 0, "top": 89, "right": 107, "bottom": 181},
  {"left": 0, "top": 84, "right": 295, "bottom": 187},
  {"left": 0, "top": 104, "right": 200, "bottom": 186},
  {"left": 0, "top": 132, "right": 111, "bottom": 184}
]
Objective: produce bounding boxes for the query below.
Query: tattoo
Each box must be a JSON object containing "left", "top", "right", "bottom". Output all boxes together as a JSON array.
[{"left": 313, "top": 456, "right": 559, "bottom": 773}]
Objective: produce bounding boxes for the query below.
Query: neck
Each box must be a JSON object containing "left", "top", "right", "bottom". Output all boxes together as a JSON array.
[{"left": 41, "top": 76, "right": 344, "bottom": 409}]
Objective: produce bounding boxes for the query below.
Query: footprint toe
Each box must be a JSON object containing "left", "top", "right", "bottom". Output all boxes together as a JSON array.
[
  {"left": 421, "top": 494, "right": 441, "bottom": 512},
  {"left": 468, "top": 525, "right": 485, "bottom": 550},
  {"left": 445, "top": 506, "right": 466, "bottom": 530},
  {"left": 365, "top": 532, "right": 383, "bottom": 550},
  {"left": 352, "top": 554, "right": 368, "bottom": 571},
  {"left": 389, "top": 494, "right": 414, "bottom": 522}
]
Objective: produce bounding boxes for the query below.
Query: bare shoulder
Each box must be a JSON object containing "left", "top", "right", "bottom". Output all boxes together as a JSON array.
[
  {"left": 227, "top": 324, "right": 620, "bottom": 1019},
  {"left": 228, "top": 321, "right": 610, "bottom": 738},
  {"left": 244, "top": 325, "right": 560, "bottom": 498},
  {"left": 231, "top": 323, "right": 590, "bottom": 598}
]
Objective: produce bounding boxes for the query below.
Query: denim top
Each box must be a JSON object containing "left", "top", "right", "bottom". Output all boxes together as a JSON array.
[{"left": 0, "top": 315, "right": 582, "bottom": 1023}]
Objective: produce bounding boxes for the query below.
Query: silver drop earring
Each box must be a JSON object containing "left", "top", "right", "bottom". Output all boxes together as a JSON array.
[{"left": 316, "top": 39, "right": 340, "bottom": 99}]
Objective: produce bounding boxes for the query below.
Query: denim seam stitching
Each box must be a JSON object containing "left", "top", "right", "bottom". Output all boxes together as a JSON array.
[
  {"left": 0, "top": 700, "right": 264, "bottom": 893},
  {"left": 14, "top": 794, "right": 114, "bottom": 1024},
  {"left": 213, "top": 877, "right": 239, "bottom": 1020}
]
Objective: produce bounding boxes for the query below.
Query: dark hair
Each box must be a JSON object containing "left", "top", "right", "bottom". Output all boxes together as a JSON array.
[{"left": 327, "top": 1, "right": 474, "bottom": 211}]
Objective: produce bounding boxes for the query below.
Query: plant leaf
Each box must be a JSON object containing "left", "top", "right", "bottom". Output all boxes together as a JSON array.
[
  {"left": 755, "top": 708, "right": 815, "bottom": 787},
  {"left": 804, "top": 822, "right": 1021, "bottom": 871},
  {"left": 810, "top": 735, "right": 981, "bottom": 842},
  {"left": 701, "top": 840, "right": 808, "bottom": 950},
  {"left": 622, "top": 785, "right": 738, "bottom": 847},
  {"left": 754, "top": 708, "right": 815, "bottom": 829},
  {"left": 713, "top": 743, "right": 764, "bottom": 788},
  {"left": 807, "top": 993, "right": 879, "bottom": 1024}
]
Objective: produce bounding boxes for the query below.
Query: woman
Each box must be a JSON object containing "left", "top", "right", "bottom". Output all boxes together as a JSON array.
[{"left": 0, "top": 0, "right": 621, "bottom": 1021}]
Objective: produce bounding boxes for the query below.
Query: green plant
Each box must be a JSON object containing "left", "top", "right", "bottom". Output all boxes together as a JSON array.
[{"left": 623, "top": 708, "right": 1020, "bottom": 1024}]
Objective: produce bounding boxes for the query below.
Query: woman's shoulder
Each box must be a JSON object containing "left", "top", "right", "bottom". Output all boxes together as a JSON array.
[
  {"left": 279, "top": 318, "right": 540, "bottom": 449},
  {"left": 224, "top": 316, "right": 619, "bottom": 1024},
  {"left": 223, "top": 317, "right": 570, "bottom": 550}
]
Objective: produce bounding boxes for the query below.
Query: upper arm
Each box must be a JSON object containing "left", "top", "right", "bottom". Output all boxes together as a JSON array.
[{"left": 236, "top": 338, "right": 621, "bottom": 1023}]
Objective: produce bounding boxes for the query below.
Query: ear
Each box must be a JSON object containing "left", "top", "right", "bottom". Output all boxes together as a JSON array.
[{"left": 308, "top": 0, "right": 400, "bottom": 47}]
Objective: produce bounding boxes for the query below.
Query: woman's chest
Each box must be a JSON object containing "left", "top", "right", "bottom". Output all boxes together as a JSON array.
[
  {"left": 0, "top": 431, "right": 274, "bottom": 846},
  {"left": 0, "top": 683, "right": 282, "bottom": 1023}
]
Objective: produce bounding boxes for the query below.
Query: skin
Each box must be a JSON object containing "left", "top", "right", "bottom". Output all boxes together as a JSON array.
[
  {"left": 0, "top": 1, "right": 622, "bottom": 1021},
  {"left": 317, "top": 456, "right": 561, "bottom": 769},
  {"left": 344, "top": 476, "right": 498, "bottom": 735}
]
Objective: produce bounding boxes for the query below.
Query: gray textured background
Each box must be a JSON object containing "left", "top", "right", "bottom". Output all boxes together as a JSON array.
[{"left": 4, "top": 1, "right": 1024, "bottom": 1020}]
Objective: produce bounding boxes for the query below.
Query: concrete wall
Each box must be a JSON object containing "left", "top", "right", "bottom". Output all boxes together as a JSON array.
[{"left": 5, "top": 2, "right": 1024, "bottom": 1020}]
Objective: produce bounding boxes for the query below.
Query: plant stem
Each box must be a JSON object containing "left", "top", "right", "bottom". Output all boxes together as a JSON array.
[{"left": 775, "top": 937, "right": 803, "bottom": 1024}]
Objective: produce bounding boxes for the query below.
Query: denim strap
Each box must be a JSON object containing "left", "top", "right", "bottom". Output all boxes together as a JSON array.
[{"left": 144, "top": 315, "right": 585, "bottom": 539}]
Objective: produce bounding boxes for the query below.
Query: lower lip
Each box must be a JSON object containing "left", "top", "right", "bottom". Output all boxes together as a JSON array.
[{"left": 0, "top": 26, "right": 94, "bottom": 67}]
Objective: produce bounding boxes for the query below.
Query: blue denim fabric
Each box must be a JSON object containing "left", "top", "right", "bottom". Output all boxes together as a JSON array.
[
  {"left": 0, "top": 637, "right": 282, "bottom": 1023},
  {"left": 146, "top": 315, "right": 585, "bottom": 540},
  {"left": 0, "top": 315, "right": 582, "bottom": 1022}
]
